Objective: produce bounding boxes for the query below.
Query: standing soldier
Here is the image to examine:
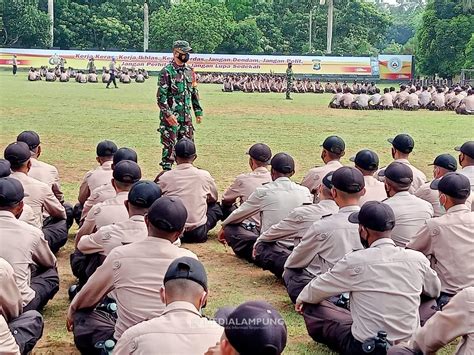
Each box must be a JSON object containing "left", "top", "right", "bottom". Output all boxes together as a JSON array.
[
  {"left": 87, "top": 57, "right": 96, "bottom": 74},
  {"left": 12, "top": 55, "right": 18, "bottom": 76},
  {"left": 106, "top": 57, "right": 118, "bottom": 89},
  {"left": 286, "top": 62, "right": 294, "bottom": 100},
  {"left": 157, "top": 40, "right": 203, "bottom": 171}
]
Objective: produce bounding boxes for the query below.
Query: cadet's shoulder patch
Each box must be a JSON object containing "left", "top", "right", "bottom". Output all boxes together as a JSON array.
[
  {"left": 84, "top": 171, "right": 93, "bottom": 179},
  {"left": 113, "top": 260, "right": 121, "bottom": 270},
  {"left": 102, "top": 232, "right": 112, "bottom": 241},
  {"left": 317, "top": 232, "right": 329, "bottom": 241},
  {"left": 432, "top": 227, "right": 440, "bottom": 236},
  {"left": 93, "top": 207, "right": 101, "bottom": 215}
]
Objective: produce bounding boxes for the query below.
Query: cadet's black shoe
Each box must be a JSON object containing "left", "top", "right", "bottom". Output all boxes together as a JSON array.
[{"left": 68, "top": 284, "right": 81, "bottom": 301}]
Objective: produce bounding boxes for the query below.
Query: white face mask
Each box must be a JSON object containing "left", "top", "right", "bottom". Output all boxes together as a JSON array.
[{"left": 439, "top": 193, "right": 447, "bottom": 214}]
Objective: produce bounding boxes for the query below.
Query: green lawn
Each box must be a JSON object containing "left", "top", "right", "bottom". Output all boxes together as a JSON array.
[{"left": 0, "top": 72, "right": 470, "bottom": 354}]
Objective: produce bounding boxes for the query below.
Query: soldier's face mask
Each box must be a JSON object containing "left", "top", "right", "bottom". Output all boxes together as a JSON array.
[
  {"left": 439, "top": 193, "right": 447, "bottom": 214},
  {"left": 177, "top": 52, "right": 190, "bottom": 63},
  {"left": 359, "top": 226, "right": 370, "bottom": 249}
]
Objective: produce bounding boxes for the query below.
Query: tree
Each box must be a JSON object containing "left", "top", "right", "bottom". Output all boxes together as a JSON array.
[
  {"left": 218, "top": 18, "right": 264, "bottom": 54},
  {"left": 463, "top": 33, "right": 474, "bottom": 68}
]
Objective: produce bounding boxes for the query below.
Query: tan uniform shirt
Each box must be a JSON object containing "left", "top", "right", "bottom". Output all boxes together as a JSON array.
[
  {"left": 284, "top": 205, "right": 363, "bottom": 277},
  {"left": 221, "top": 166, "right": 271, "bottom": 226},
  {"left": 28, "top": 158, "right": 63, "bottom": 202},
  {"left": 0, "top": 315, "right": 20, "bottom": 355},
  {"left": 382, "top": 191, "right": 433, "bottom": 247},
  {"left": 377, "top": 159, "right": 427, "bottom": 193},
  {"left": 81, "top": 183, "right": 115, "bottom": 220},
  {"left": 301, "top": 160, "right": 343, "bottom": 194},
  {"left": 10, "top": 171, "right": 66, "bottom": 223},
  {"left": 341, "top": 93, "right": 354, "bottom": 106},
  {"left": 394, "top": 90, "right": 409, "bottom": 104},
  {"left": 297, "top": 238, "right": 441, "bottom": 343},
  {"left": 158, "top": 164, "right": 218, "bottom": 231},
  {"left": 0, "top": 211, "right": 56, "bottom": 306},
  {"left": 414, "top": 182, "right": 443, "bottom": 217},
  {"left": 411, "top": 287, "right": 474, "bottom": 355},
  {"left": 78, "top": 161, "right": 113, "bottom": 204},
  {"left": 355, "top": 94, "right": 369, "bottom": 107},
  {"left": 78, "top": 215, "right": 147, "bottom": 256},
  {"left": 78, "top": 191, "right": 129, "bottom": 237},
  {"left": 461, "top": 95, "right": 474, "bottom": 111},
  {"left": 359, "top": 175, "right": 386, "bottom": 206},
  {"left": 256, "top": 199, "right": 339, "bottom": 248},
  {"left": 380, "top": 93, "right": 394, "bottom": 107},
  {"left": 461, "top": 166, "right": 474, "bottom": 211},
  {"left": 18, "top": 203, "right": 41, "bottom": 229},
  {"left": 69, "top": 237, "right": 197, "bottom": 339},
  {"left": 407, "top": 92, "right": 420, "bottom": 107},
  {"left": 433, "top": 93, "right": 446, "bottom": 108},
  {"left": 407, "top": 204, "right": 474, "bottom": 294},
  {"left": 221, "top": 177, "right": 312, "bottom": 233},
  {"left": 418, "top": 91, "right": 431, "bottom": 106},
  {"left": 114, "top": 301, "right": 223, "bottom": 355}
]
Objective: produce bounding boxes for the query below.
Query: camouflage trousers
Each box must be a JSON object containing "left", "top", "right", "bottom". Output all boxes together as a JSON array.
[
  {"left": 286, "top": 83, "right": 292, "bottom": 99},
  {"left": 159, "top": 120, "right": 194, "bottom": 170}
]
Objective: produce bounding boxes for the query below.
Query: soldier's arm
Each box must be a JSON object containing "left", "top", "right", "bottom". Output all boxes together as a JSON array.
[
  {"left": 32, "top": 230, "right": 57, "bottom": 269},
  {"left": 0, "top": 261, "right": 23, "bottom": 321},
  {"left": 157, "top": 68, "right": 173, "bottom": 118},
  {"left": 257, "top": 211, "right": 301, "bottom": 244},
  {"left": 191, "top": 69, "right": 203, "bottom": 117},
  {"left": 78, "top": 176, "right": 90, "bottom": 205},
  {"left": 221, "top": 190, "right": 262, "bottom": 227},
  {"left": 42, "top": 186, "right": 67, "bottom": 219},
  {"left": 75, "top": 206, "right": 98, "bottom": 246},
  {"left": 221, "top": 177, "right": 242, "bottom": 206},
  {"left": 405, "top": 223, "right": 433, "bottom": 256},
  {"left": 77, "top": 227, "right": 106, "bottom": 255}
]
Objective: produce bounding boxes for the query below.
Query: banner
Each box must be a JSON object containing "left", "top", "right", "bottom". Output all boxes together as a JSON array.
[{"left": 0, "top": 48, "right": 413, "bottom": 80}]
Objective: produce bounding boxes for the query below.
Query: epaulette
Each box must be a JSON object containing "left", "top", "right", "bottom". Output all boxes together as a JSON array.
[
  {"left": 381, "top": 197, "right": 389, "bottom": 202},
  {"left": 262, "top": 182, "right": 270, "bottom": 185},
  {"left": 321, "top": 213, "right": 332, "bottom": 219},
  {"left": 303, "top": 202, "right": 312, "bottom": 206}
]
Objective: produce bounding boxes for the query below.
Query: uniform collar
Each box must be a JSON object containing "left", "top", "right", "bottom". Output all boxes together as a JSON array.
[
  {"left": 274, "top": 177, "right": 291, "bottom": 183},
  {"left": 172, "top": 61, "right": 186, "bottom": 70},
  {"left": 327, "top": 160, "right": 342, "bottom": 166},
  {"left": 101, "top": 161, "right": 113, "bottom": 170},
  {"left": 176, "top": 163, "right": 194, "bottom": 170},
  {"left": 339, "top": 205, "right": 360, "bottom": 213},
  {"left": 130, "top": 215, "right": 145, "bottom": 222},
  {"left": 116, "top": 191, "right": 129, "bottom": 197},
  {"left": 462, "top": 165, "right": 474, "bottom": 172},
  {"left": 370, "top": 238, "right": 395, "bottom": 248},
  {"left": 446, "top": 204, "right": 470, "bottom": 214},
  {"left": 394, "top": 158, "right": 410, "bottom": 165},
  {"left": 161, "top": 301, "right": 202, "bottom": 317},
  {"left": 0, "top": 210, "right": 16, "bottom": 219},
  {"left": 253, "top": 167, "right": 269, "bottom": 174},
  {"left": 145, "top": 236, "right": 176, "bottom": 244},
  {"left": 11, "top": 171, "right": 27, "bottom": 178},
  {"left": 392, "top": 191, "right": 411, "bottom": 197}
]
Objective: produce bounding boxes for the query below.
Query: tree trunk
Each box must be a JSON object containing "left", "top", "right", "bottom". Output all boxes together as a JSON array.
[
  {"left": 326, "top": 0, "right": 333, "bottom": 54},
  {"left": 144, "top": 2, "right": 149, "bottom": 52},
  {"left": 48, "top": 0, "right": 54, "bottom": 47}
]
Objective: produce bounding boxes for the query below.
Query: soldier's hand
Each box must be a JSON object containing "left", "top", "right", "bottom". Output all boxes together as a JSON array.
[
  {"left": 165, "top": 114, "right": 178, "bottom": 127},
  {"left": 66, "top": 310, "right": 74, "bottom": 331},
  {"left": 196, "top": 115, "right": 203, "bottom": 124},
  {"left": 295, "top": 302, "right": 304, "bottom": 314}
]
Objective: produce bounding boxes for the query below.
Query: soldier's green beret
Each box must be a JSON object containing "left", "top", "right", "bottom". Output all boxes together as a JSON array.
[{"left": 173, "top": 40, "right": 193, "bottom": 53}]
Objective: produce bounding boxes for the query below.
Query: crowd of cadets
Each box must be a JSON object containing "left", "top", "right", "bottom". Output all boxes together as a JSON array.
[
  {"left": 1, "top": 130, "right": 474, "bottom": 355},
  {"left": 27, "top": 66, "right": 149, "bottom": 84}
]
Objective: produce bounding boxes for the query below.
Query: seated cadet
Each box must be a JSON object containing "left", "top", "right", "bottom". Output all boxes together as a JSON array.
[
  {"left": 456, "top": 141, "right": 474, "bottom": 206},
  {"left": 27, "top": 68, "right": 37, "bottom": 81},
  {"left": 377, "top": 88, "right": 394, "bottom": 110},
  {"left": 78, "top": 71, "right": 88, "bottom": 83},
  {"left": 4, "top": 142, "right": 67, "bottom": 253},
  {"left": 0, "top": 177, "right": 59, "bottom": 312},
  {"left": 407, "top": 173, "right": 474, "bottom": 324},
  {"left": 74, "top": 160, "right": 141, "bottom": 245},
  {"left": 380, "top": 162, "right": 433, "bottom": 247},
  {"left": 377, "top": 134, "right": 427, "bottom": 193},
  {"left": 157, "top": 138, "right": 222, "bottom": 243},
  {"left": 368, "top": 87, "right": 381, "bottom": 109},
  {"left": 135, "top": 71, "right": 145, "bottom": 83},
  {"left": 350, "top": 150, "right": 386, "bottom": 205},
  {"left": 207, "top": 301, "right": 288, "bottom": 355},
  {"left": 418, "top": 86, "right": 431, "bottom": 109},
  {"left": 415, "top": 154, "right": 457, "bottom": 216},
  {"left": 121, "top": 71, "right": 131, "bottom": 84},
  {"left": 328, "top": 88, "right": 343, "bottom": 108},
  {"left": 0, "top": 158, "right": 38, "bottom": 228},
  {"left": 45, "top": 69, "right": 56, "bottom": 82},
  {"left": 88, "top": 70, "right": 98, "bottom": 83},
  {"left": 446, "top": 88, "right": 462, "bottom": 110},
  {"left": 456, "top": 89, "right": 474, "bottom": 115},
  {"left": 400, "top": 88, "right": 420, "bottom": 110},
  {"left": 407, "top": 287, "right": 474, "bottom": 355},
  {"left": 253, "top": 172, "right": 339, "bottom": 278},
  {"left": 350, "top": 88, "right": 369, "bottom": 110},
  {"left": 59, "top": 69, "right": 69, "bottom": 82},
  {"left": 314, "top": 80, "right": 324, "bottom": 93},
  {"left": 75, "top": 140, "right": 117, "bottom": 224},
  {"left": 102, "top": 69, "right": 110, "bottom": 83},
  {"left": 324, "top": 81, "right": 334, "bottom": 93},
  {"left": 220, "top": 143, "right": 272, "bottom": 221},
  {"left": 283, "top": 167, "right": 365, "bottom": 303},
  {"left": 81, "top": 147, "right": 138, "bottom": 222},
  {"left": 76, "top": 181, "right": 161, "bottom": 286},
  {"left": 301, "top": 136, "right": 345, "bottom": 196},
  {"left": 339, "top": 87, "right": 354, "bottom": 109},
  {"left": 427, "top": 87, "right": 446, "bottom": 111},
  {"left": 17, "top": 130, "right": 73, "bottom": 229},
  {"left": 115, "top": 257, "right": 223, "bottom": 355},
  {"left": 219, "top": 153, "right": 311, "bottom": 262},
  {"left": 67, "top": 196, "right": 198, "bottom": 355},
  {"left": 295, "top": 201, "right": 441, "bottom": 355},
  {"left": 393, "top": 85, "right": 409, "bottom": 109},
  {"left": 0, "top": 257, "right": 44, "bottom": 355}
]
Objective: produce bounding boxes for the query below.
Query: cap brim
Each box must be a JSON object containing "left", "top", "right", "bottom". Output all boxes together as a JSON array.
[
  {"left": 430, "top": 179, "right": 440, "bottom": 190},
  {"left": 349, "top": 156, "right": 355, "bottom": 162},
  {"left": 387, "top": 138, "right": 394, "bottom": 145},
  {"left": 378, "top": 169, "right": 386, "bottom": 177},
  {"left": 348, "top": 211, "right": 360, "bottom": 224},
  {"left": 454, "top": 146, "right": 461, "bottom": 152}
]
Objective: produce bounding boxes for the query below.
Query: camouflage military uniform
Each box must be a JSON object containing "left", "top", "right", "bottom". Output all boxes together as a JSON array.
[
  {"left": 286, "top": 67, "right": 294, "bottom": 100},
  {"left": 157, "top": 61, "right": 203, "bottom": 170}
]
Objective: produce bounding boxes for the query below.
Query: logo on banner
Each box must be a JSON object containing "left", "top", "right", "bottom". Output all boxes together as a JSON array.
[
  {"left": 388, "top": 57, "right": 402, "bottom": 73},
  {"left": 312, "top": 59, "right": 322, "bottom": 71}
]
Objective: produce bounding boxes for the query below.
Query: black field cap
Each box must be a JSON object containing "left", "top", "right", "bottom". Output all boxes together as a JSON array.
[
  {"left": 113, "top": 147, "right": 138, "bottom": 165},
  {"left": 175, "top": 138, "right": 196, "bottom": 158},
  {"left": 0, "top": 177, "right": 24, "bottom": 206},
  {"left": 4, "top": 142, "right": 31, "bottom": 165},
  {"left": 128, "top": 180, "right": 161, "bottom": 208},
  {"left": 387, "top": 134, "right": 414, "bottom": 154},
  {"left": 348, "top": 201, "right": 395, "bottom": 232},
  {"left": 247, "top": 143, "right": 272, "bottom": 163},
  {"left": 271, "top": 153, "right": 295, "bottom": 174},
  {"left": 430, "top": 172, "right": 470, "bottom": 199},
  {"left": 321, "top": 136, "right": 345, "bottom": 155},
  {"left": 223, "top": 301, "right": 287, "bottom": 355},
  {"left": 380, "top": 162, "right": 413, "bottom": 185},
  {"left": 322, "top": 171, "right": 335, "bottom": 190},
  {"left": 428, "top": 154, "right": 457, "bottom": 171},
  {"left": 350, "top": 149, "right": 379, "bottom": 171},
  {"left": 17, "top": 131, "right": 40, "bottom": 150},
  {"left": 96, "top": 140, "right": 118, "bottom": 157},
  {"left": 164, "top": 256, "right": 208, "bottom": 291},
  {"left": 455, "top": 141, "right": 474, "bottom": 159},
  {"left": 147, "top": 196, "right": 188, "bottom": 232},
  {"left": 0, "top": 159, "right": 11, "bottom": 178},
  {"left": 330, "top": 167, "right": 365, "bottom": 193},
  {"left": 113, "top": 160, "right": 141, "bottom": 183}
]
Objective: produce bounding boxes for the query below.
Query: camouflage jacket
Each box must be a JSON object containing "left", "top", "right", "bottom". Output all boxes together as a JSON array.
[
  {"left": 157, "top": 61, "right": 203, "bottom": 123},
  {"left": 286, "top": 68, "right": 294, "bottom": 84}
]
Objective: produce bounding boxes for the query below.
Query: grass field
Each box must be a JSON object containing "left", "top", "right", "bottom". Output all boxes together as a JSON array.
[{"left": 0, "top": 71, "right": 471, "bottom": 354}]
